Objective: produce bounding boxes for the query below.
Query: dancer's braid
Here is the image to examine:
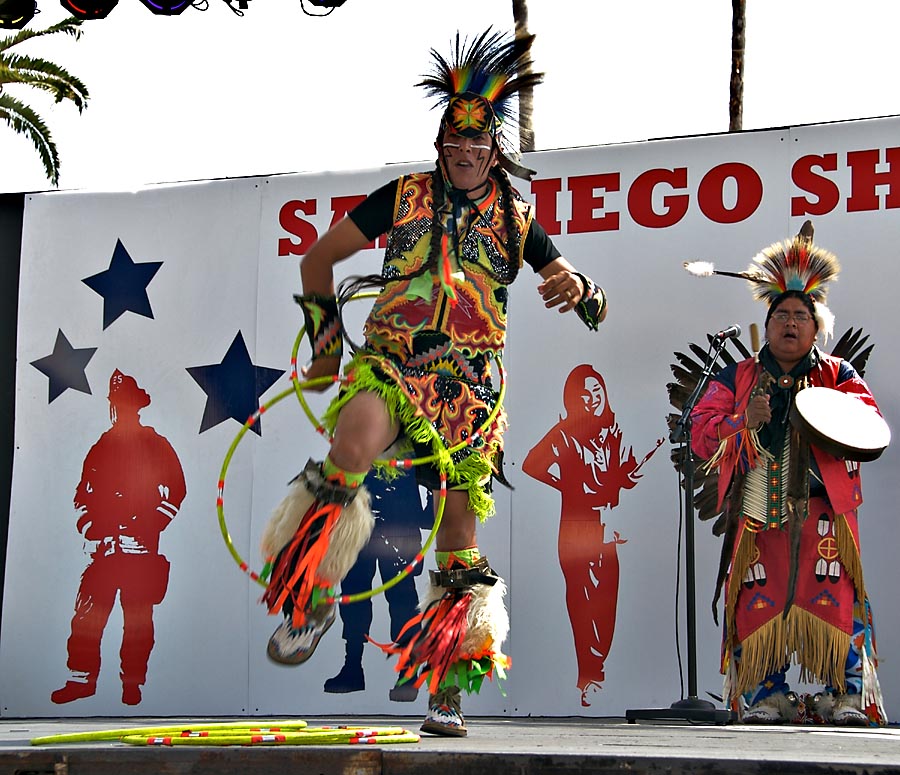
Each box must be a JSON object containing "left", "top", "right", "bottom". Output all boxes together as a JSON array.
[
  {"left": 362, "top": 169, "right": 443, "bottom": 288},
  {"left": 426, "top": 166, "right": 447, "bottom": 274},
  {"left": 494, "top": 167, "right": 522, "bottom": 283}
]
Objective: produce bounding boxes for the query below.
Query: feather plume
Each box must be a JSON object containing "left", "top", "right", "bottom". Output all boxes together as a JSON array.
[
  {"left": 748, "top": 221, "right": 840, "bottom": 305},
  {"left": 418, "top": 28, "right": 544, "bottom": 163},
  {"left": 684, "top": 222, "right": 841, "bottom": 341},
  {"left": 683, "top": 260, "right": 766, "bottom": 282},
  {"left": 683, "top": 261, "right": 715, "bottom": 277}
]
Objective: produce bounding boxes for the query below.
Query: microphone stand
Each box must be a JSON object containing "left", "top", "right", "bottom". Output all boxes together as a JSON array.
[{"left": 626, "top": 336, "right": 735, "bottom": 724}]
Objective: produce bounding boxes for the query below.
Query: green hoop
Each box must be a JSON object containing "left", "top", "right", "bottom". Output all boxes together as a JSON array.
[
  {"left": 31, "top": 721, "right": 419, "bottom": 747},
  {"left": 217, "top": 292, "right": 506, "bottom": 606}
]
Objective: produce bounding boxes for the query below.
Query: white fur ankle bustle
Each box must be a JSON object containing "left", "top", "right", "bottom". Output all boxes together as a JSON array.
[
  {"left": 260, "top": 476, "right": 318, "bottom": 559},
  {"left": 260, "top": 460, "right": 374, "bottom": 565},
  {"left": 419, "top": 572, "right": 509, "bottom": 659},
  {"left": 317, "top": 487, "right": 373, "bottom": 584},
  {"left": 408, "top": 567, "right": 510, "bottom": 694},
  {"left": 259, "top": 460, "right": 373, "bottom": 622},
  {"left": 373, "top": 557, "right": 511, "bottom": 695},
  {"left": 461, "top": 576, "right": 508, "bottom": 657},
  {"left": 742, "top": 691, "right": 801, "bottom": 724}
]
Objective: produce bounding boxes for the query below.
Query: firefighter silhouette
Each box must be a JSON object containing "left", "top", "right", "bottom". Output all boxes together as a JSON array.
[
  {"left": 522, "top": 364, "right": 662, "bottom": 706},
  {"left": 323, "top": 470, "right": 433, "bottom": 701},
  {"left": 51, "top": 370, "right": 186, "bottom": 705}
]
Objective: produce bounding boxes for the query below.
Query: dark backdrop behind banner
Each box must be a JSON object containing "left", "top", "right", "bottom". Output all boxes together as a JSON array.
[
  {"left": 1, "top": 118, "right": 897, "bottom": 719},
  {"left": 0, "top": 193, "right": 24, "bottom": 640}
]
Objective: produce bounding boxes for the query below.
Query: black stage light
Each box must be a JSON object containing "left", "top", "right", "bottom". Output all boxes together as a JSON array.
[
  {"left": 60, "top": 0, "right": 118, "bottom": 19},
  {"left": 138, "top": 0, "right": 192, "bottom": 14},
  {"left": 0, "top": 0, "right": 36, "bottom": 28},
  {"left": 300, "top": 0, "right": 346, "bottom": 15}
]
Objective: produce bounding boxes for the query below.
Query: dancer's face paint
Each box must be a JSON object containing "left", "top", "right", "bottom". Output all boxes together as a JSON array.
[{"left": 439, "top": 129, "right": 497, "bottom": 195}]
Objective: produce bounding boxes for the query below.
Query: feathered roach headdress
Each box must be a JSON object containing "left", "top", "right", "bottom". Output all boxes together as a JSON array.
[
  {"left": 418, "top": 28, "right": 544, "bottom": 180},
  {"left": 684, "top": 220, "right": 840, "bottom": 339}
]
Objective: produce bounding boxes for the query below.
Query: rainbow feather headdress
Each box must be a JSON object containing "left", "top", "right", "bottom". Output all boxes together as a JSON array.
[
  {"left": 748, "top": 220, "right": 840, "bottom": 306},
  {"left": 684, "top": 220, "right": 840, "bottom": 339},
  {"left": 418, "top": 28, "right": 544, "bottom": 179}
]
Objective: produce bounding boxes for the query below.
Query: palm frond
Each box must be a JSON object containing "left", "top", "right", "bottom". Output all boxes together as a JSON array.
[
  {"left": 0, "top": 54, "right": 89, "bottom": 110},
  {"left": 0, "top": 91, "right": 59, "bottom": 185},
  {"left": 0, "top": 16, "right": 87, "bottom": 187},
  {"left": 0, "top": 17, "right": 83, "bottom": 54}
]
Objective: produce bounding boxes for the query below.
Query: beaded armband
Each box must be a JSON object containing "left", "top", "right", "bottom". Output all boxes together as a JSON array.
[
  {"left": 574, "top": 273, "right": 606, "bottom": 332},
  {"left": 293, "top": 293, "right": 343, "bottom": 360}
]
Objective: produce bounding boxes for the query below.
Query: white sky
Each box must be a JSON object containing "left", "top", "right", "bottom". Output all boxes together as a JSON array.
[{"left": 2, "top": 0, "right": 899, "bottom": 193}]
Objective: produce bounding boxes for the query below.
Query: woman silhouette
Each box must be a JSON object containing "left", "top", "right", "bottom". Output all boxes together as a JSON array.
[{"left": 523, "top": 365, "right": 659, "bottom": 705}]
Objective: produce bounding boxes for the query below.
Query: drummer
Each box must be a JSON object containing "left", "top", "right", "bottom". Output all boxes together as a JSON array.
[{"left": 690, "top": 222, "right": 888, "bottom": 726}]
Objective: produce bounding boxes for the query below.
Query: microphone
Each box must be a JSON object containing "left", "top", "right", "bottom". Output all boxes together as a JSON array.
[{"left": 712, "top": 323, "right": 741, "bottom": 340}]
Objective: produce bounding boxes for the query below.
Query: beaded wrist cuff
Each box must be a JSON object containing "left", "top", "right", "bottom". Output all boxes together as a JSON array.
[
  {"left": 294, "top": 293, "right": 343, "bottom": 360},
  {"left": 574, "top": 273, "right": 606, "bottom": 331}
]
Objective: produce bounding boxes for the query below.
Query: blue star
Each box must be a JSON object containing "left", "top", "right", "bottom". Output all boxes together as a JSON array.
[
  {"left": 187, "top": 332, "right": 285, "bottom": 435},
  {"left": 82, "top": 239, "right": 163, "bottom": 330},
  {"left": 30, "top": 330, "right": 97, "bottom": 403}
]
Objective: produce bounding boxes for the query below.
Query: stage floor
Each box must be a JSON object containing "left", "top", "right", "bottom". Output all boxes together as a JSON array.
[{"left": 4, "top": 715, "right": 900, "bottom": 775}]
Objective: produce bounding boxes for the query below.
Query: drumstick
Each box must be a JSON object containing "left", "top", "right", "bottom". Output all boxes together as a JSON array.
[{"left": 749, "top": 323, "right": 774, "bottom": 396}]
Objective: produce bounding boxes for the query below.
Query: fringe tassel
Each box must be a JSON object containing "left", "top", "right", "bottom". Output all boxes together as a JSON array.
[
  {"left": 722, "top": 653, "right": 741, "bottom": 715},
  {"left": 732, "top": 606, "right": 851, "bottom": 698},
  {"left": 371, "top": 591, "right": 471, "bottom": 695},
  {"left": 438, "top": 233, "right": 459, "bottom": 307},
  {"left": 442, "top": 650, "right": 511, "bottom": 696},
  {"left": 324, "top": 357, "right": 498, "bottom": 521},
  {"left": 370, "top": 587, "right": 511, "bottom": 696},
  {"left": 735, "top": 612, "right": 791, "bottom": 696},
  {"left": 703, "top": 427, "right": 769, "bottom": 476},
  {"left": 723, "top": 526, "right": 757, "bottom": 663},
  {"left": 261, "top": 502, "right": 342, "bottom": 628},
  {"left": 834, "top": 513, "right": 867, "bottom": 609},
  {"left": 861, "top": 642, "right": 888, "bottom": 725}
]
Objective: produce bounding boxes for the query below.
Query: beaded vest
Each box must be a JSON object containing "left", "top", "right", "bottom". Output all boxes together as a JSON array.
[{"left": 363, "top": 172, "right": 532, "bottom": 385}]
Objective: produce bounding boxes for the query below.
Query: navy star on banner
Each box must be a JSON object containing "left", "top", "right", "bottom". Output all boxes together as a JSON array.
[
  {"left": 30, "top": 330, "right": 98, "bottom": 403},
  {"left": 82, "top": 239, "right": 163, "bottom": 330},
  {"left": 187, "top": 332, "right": 285, "bottom": 435}
]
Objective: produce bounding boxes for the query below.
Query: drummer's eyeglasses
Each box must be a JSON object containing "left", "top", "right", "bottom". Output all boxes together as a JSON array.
[{"left": 771, "top": 311, "right": 813, "bottom": 324}]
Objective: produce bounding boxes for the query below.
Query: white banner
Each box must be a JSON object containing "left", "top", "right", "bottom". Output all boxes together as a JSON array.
[{"left": 3, "top": 117, "right": 898, "bottom": 720}]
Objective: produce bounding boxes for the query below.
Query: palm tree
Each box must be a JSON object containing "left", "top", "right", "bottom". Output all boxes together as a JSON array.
[
  {"left": 729, "top": 0, "right": 746, "bottom": 131},
  {"left": 511, "top": 0, "right": 534, "bottom": 152},
  {"left": 0, "top": 17, "right": 90, "bottom": 187}
]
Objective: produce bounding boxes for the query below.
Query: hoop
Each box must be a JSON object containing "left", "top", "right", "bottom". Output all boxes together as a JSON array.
[
  {"left": 216, "top": 376, "right": 338, "bottom": 587},
  {"left": 31, "top": 721, "right": 419, "bottom": 747},
  {"left": 289, "top": 324, "right": 508, "bottom": 468},
  {"left": 217, "top": 303, "right": 506, "bottom": 605}
]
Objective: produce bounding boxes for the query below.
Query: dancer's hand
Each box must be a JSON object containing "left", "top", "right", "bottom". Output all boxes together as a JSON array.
[{"left": 538, "top": 270, "right": 582, "bottom": 312}]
